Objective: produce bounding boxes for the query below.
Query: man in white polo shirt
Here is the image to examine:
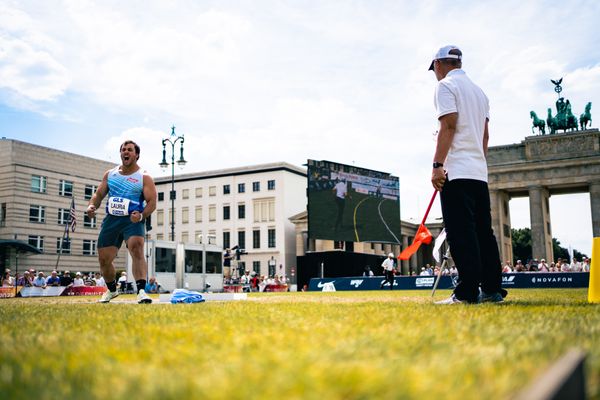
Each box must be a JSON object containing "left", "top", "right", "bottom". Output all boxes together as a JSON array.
[{"left": 429, "top": 45, "right": 505, "bottom": 304}]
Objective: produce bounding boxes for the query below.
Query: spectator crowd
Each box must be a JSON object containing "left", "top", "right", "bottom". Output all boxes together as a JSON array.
[{"left": 1, "top": 268, "right": 163, "bottom": 294}]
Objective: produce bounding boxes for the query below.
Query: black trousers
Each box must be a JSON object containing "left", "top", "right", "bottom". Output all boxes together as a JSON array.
[
  {"left": 381, "top": 270, "right": 394, "bottom": 289},
  {"left": 440, "top": 179, "right": 502, "bottom": 302},
  {"left": 334, "top": 197, "right": 345, "bottom": 229}
]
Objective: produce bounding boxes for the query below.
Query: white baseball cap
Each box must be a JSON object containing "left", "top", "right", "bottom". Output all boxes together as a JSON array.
[
  {"left": 428, "top": 45, "right": 462, "bottom": 71},
  {"left": 388, "top": 253, "right": 394, "bottom": 258}
]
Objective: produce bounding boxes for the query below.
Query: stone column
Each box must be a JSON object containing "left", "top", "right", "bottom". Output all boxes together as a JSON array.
[
  {"left": 490, "top": 189, "right": 513, "bottom": 263},
  {"left": 529, "top": 186, "right": 553, "bottom": 262},
  {"left": 410, "top": 236, "right": 418, "bottom": 274},
  {"left": 590, "top": 181, "right": 600, "bottom": 238},
  {"left": 401, "top": 235, "right": 409, "bottom": 274}
]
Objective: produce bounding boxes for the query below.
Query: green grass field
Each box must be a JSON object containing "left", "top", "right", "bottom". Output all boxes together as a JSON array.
[
  {"left": 1, "top": 289, "right": 598, "bottom": 400},
  {"left": 309, "top": 189, "right": 401, "bottom": 243}
]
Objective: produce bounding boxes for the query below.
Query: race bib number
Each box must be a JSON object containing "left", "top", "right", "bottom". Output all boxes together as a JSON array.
[{"left": 108, "top": 197, "right": 131, "bottom": 216}]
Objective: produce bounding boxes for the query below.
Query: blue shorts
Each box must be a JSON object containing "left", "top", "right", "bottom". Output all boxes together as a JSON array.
[{"left": 98, "top": 214, "right": 145, "bottom": 249}]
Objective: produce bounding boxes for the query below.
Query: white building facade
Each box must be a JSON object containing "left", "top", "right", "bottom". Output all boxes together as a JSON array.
[{"left": 152, "top": 162, "right": 306, "bottom": 279}]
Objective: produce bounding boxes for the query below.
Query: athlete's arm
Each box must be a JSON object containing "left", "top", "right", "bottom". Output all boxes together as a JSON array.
[
  {"left": 483, "top": 118, "right": 489, "bottom": 157},
  {"left": 431, "top": 112, "right": 457, "bottom": 192},
  {"left": 87, "top": 171, "right": 109, "bottom": 218},
  {"left": 140, "top": 173, "right": 157, "bottom": 220}
]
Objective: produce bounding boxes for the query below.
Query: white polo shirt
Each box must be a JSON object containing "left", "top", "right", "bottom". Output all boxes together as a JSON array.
[{"left": 434, "top": 69, "right": 490, "bottom": 182}]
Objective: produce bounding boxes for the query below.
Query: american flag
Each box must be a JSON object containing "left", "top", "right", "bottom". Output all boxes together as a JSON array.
[{"left": 68, "top": 198, "right": 76, "bottom": 233}]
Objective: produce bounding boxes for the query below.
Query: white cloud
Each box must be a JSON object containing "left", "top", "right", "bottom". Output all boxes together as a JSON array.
[{"left": 0, "top": 3, "right": 70, "bottom": 101}]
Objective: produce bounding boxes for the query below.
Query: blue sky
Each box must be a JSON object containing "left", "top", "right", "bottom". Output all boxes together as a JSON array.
[{"left": 2, "top": 0, "right": 599, "bottom": 255}]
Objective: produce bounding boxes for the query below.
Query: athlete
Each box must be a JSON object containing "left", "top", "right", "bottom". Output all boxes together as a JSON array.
[{"left": 87, "top": 140, "right": 157, "bottom": 303}]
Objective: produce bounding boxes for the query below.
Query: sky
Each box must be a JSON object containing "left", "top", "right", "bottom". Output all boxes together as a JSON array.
[{"left": 1, "top": 0, "right": 599, "bottom": 256}]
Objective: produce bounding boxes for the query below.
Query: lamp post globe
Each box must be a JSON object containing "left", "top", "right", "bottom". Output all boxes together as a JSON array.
[{"left": 159, "top": 126, "right": 186, "bottom": 241}]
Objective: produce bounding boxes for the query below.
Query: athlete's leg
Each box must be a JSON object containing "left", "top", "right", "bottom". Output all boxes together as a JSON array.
[
  {"left": 98, "top": 246, "right": 119, "bottom": 282},
  {"left": 127, "top": 236, "right": 147, "bottom": 282}
]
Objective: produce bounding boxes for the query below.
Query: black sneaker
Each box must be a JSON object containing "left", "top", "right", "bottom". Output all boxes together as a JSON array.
[{"left": 479, "top": 290, "right": 504, "bottom": 303}]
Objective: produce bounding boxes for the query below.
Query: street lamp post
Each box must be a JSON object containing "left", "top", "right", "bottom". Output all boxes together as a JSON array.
[{"left": 159, "top": 126, "right": 186, "bottom": 241}]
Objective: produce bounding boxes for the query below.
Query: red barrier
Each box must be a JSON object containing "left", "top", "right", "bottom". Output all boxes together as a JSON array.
[
  {"left": 223, "top": 285, "right": 243, "bottom": 293},
  {"left": 264, "top": 284, "right": 289, "bottom": 292},
  {"left": 62, "top": 286, "right": 107, "bottom": 296},
  {"left": 0, "top": 286, "right": 22, "bottom": 298}
]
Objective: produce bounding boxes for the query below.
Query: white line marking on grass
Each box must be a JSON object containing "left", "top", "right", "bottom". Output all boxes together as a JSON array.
[
  {"left": 353, "top": 197, "right": 370, "bottom": 242},
  {"left": 378, "top": 199, "right": 400, "bottom": 243}
]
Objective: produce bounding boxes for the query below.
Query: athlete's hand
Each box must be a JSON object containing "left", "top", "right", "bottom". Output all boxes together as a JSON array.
[
  {"left": 86, "top": 204, "right": 96, "bottom": 219},
  {"left": 130, "top": 211, "right": 143, "bottom": 223},
  {"left": 431, "top": 168, "right": 446, "bottom": 192}
]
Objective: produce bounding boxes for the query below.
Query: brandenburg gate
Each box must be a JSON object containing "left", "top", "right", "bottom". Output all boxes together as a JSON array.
[{"left": 487, "top": 128, "right": 600, "bottom": 263}]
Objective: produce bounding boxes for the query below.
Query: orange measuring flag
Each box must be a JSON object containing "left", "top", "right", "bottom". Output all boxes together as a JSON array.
[
  {"left": 398, "top": 224, "right": 433, "bottom": 260},
  {"left": 398, "top": 190, "right": 438, "bottom": 261}
]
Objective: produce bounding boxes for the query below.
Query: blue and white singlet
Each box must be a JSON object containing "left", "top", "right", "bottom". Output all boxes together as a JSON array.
[{"left": 105, "top": 167, "right": 145, "bottom": 216}]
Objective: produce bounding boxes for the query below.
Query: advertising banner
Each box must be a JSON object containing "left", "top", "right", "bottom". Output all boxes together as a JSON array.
[
  {"left": 309, "top": 273, "right": 589, "bottom": 291},
  {"left": 19, "top": 286, "right": 68, "bottom": 297}
]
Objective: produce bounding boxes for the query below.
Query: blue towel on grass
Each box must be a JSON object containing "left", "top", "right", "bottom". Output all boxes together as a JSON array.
[{"left": 170, "top": 289, "right": 205, "bottom": 304}]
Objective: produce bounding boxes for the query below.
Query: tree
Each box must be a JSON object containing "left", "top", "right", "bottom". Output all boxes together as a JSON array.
[
  {"left": 511, "top": 228, "right": 587, "bottom": 263},
  {"left": 511, "top": 228, "right": 531, "bottom": 263}
]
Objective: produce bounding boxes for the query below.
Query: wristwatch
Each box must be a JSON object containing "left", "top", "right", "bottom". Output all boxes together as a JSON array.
[{"left": 433, "top": 162, "right": 444, "bottom": 169}]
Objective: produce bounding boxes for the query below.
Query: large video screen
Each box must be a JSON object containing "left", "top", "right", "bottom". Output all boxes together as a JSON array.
[{"left": 307, "top": 159, "right": 401, "bottom": 243}]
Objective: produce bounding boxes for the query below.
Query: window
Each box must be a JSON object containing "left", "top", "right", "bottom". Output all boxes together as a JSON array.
[
  {"left": 31, "top": 175, "right": 47, "bottom": 193},
  {"left": 182, "top": 207, "right": 189, "bottom": 224},
  {"left": 168, "top": 208, "right": 173, "bottom": 225},
  {"left": 238, "top": 183, "right": 245, "bottom": 193},
  {"left": 1, "top": 203, "right": 6, "bottom": 227},
  {"left": 223, "top": 205, "right": 230, "bottom": 220},
  {"left": 57, "top": 208, "right": 70, "bottom": 225},
  {"left": 158, "top": 192, "right": 164, "bottom": 201},
  {"left": 156, "top": 233, "right": 164, "bottom": 241},
  {"left": 182, "top": 189, "right": 189, "bottom": 199},
  {"left": 253, "top": 181, "right": 260, "bottom": 192},
  {"left": 84, "top": 215, "right": 97, "bottom": 228},
  {"left": 195, "top": 187, "right": 203, "bottom": 198},
  {"left": 84, "top": 185, "right": 97, "bottom": 200},
  {"left": 59, "top": 180, "right": 73, "bottom": 197},
  {"left": 268, "top": 229, "right": 276, "bottom": 248},
  {"left": 253, "top": 198, "right": 275, "bottom": 222},
  {"left": 209, "top": 186, "right": 216, "bottom": 196},
  {"left": 195, "top": 231, "right": 203, "bottom": 244},
  {"left": 195, "top": 206, "right": 202, "bottom": 223},
  {"left": 253, "top": 229, "right": 260, "bottom": 249},
  {"left": 28, "top": 236, "right": 44, "bottom": 252},
  {"left": 238, "top": 203, "right": 245, "bottom": 219},
  {"left": 223, "top": 184, "right": 230, "bottom": 195},
  {"left": 268, "top": 180, "right": 275, "bottom": 190},
  {"left": 209, "top": 205, "right": 216, "bottom": 221},
  {"left": 185, "top": 249, "right": 203, "bottom": 273},
  {"left": 181, "top": 231, "right": 189, "bottom": 243},
  {"left": 83, "top": 240, "right": 97, "bottom": 256},
  {"left": 157, "top": 209, "right": 164, "bottom": 226},
  {"left": 206, "top": 251, "right": 222, "bottom": 274},
  {"left": 208, "top": 230, "right": 216, "bottom": 244},
  {"left": 155, "top": 248, "right": 176, "bottom": 272},
  {"left": 238, "top": 230, "right": 246, "bottom": 250},
  {"left": 223, "top": 231, "right": 230, "bottom": 249},
  {"left": 29, "top": 205, "right": 45, "bottom": 223},
  {"left": 253, "top": 261, "right": 261, "bottom": 274},
  {"left": 56, "top": 237, "right": 71, "bottom": 254}
]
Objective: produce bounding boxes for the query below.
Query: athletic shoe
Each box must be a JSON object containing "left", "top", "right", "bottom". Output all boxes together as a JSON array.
[
  {"left": 479, "top": 291, "right": 504, "bottom": 303},
  {"left": 137, "top": 289, "right": 152, "bottom": 304},
  {"left": 434, "top": 294, "right": 463, "bottom": 305},
  {"left": 98, "top": 290, "right": 119, "bottom": 303}
]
